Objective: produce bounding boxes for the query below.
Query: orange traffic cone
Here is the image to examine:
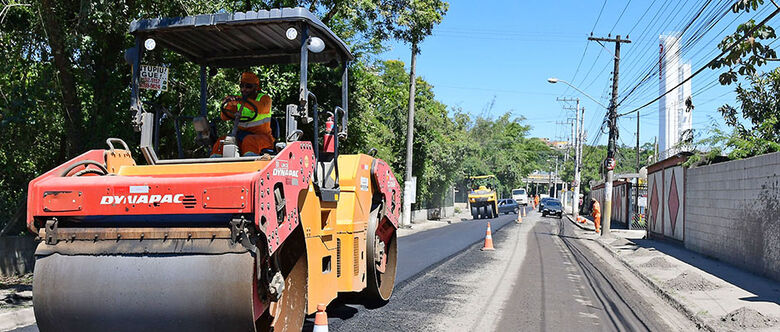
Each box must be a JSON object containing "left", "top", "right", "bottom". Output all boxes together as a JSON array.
[
  {"left": 314, "top": 303, "right": 328, "bottom": 332},
  {"left": 516, "top": 212, "right": 523, "bottom": 224},
  {"left": 481, "top": 222, "right": 495, "bottom": 251},
  {"left": 522, "top": 207, "right": 527, "bottom": 217}
]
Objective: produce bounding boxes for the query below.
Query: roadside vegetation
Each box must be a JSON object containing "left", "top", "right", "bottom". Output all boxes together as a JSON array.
[{"left": 0, "top": 0, "right": 551, "bottom": 233}]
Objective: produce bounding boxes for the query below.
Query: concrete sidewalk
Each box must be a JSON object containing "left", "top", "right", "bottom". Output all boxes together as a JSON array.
[{"left": 566, "top": 214, "right": 780, "bottom": 331}]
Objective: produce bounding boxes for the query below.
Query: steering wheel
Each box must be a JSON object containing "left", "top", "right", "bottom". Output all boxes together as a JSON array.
[{"left": 221, "top": 96, "right": 259, "bottom": 122}]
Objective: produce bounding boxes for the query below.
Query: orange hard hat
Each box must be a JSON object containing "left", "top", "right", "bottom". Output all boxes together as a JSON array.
[{"left": 240, "top": 72, "right": 259, "bottom": 86}]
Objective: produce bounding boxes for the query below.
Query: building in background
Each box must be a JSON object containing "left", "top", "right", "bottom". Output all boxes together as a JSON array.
[{"left": 658, "top": 34, "right": 693, "bottom": 160}]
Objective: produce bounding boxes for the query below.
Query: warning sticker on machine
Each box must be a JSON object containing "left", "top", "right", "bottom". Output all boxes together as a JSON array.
[
  {"left": 360, "top": 177, "right": 369, "bottom": 191},
  {"left": 139, "top": 65, "right": 169, "bottom": 91}
]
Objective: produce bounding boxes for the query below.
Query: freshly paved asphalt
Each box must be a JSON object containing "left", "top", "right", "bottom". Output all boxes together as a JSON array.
[
  {"left": 395, "top": 209, "right": 525, "bottom": 282},
  {"left": 330, "top": 208, "right": 673, "bottom": 332},
  {"left": 494, "top": 213, "right": 667, "bottom": 331},
  {"left": 318, "top": 208, "right": 527, "bottom": 331}
]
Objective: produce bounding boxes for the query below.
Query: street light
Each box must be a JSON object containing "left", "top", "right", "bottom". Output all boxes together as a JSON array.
[
  {"left": 547, "top": 77, "right": 594, "bottom": 221},
  {"left": 547, "top": 77, "right": 609, "bottom": 110}
]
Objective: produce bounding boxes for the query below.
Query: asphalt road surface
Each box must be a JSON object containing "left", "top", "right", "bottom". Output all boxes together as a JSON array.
[
  {"left": 16, "top": 207, "right": 684, "bottom": 331},
  {"left": 311, "top": 207, "right": 527, "bottom": 330},
  {"left": 11, "top": 208, "right": 527, "bottom": 332},
  {"left": 330, "top": 209, "right": 681, "bottom": 331},
  {"left": 494, "top": 212, "right": 665, "bottom": 331}
]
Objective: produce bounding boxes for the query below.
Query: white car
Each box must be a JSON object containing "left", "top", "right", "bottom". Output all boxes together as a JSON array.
[{"left": 511, "top": 188, "right": 528, "bottom": 206}]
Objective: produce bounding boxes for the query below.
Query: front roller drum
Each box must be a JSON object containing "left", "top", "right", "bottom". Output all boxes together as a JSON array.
[
  {"left": 33, "top": 251, "right": 258, "bottom": 332},
  {"left": 364, "top": 205, "right": 398, "bottom": 305}
]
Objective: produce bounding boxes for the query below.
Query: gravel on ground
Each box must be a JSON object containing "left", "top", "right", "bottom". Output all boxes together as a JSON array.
[
  {"left": 638, "top": 257, "right": 676, "bottom": 269},
  {"left": 629, "top": 247, "right": 658, "bottom": 257},
  {"left": 712, "top": 306, "right": 779, "bottom": 330},
  {"left": 0, "top": 273, "right": 33, "bottom": 316},
  {"left": 663, "top": 270, "right": 720, "bottom": 292}
]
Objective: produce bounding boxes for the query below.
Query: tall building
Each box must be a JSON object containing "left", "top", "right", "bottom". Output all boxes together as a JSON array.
[{"left": 658, "top": 34, "right": 692, "bottom": 160}]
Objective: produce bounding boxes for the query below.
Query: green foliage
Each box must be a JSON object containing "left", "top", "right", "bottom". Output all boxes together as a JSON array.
[
  {"left": 706, "top": 0, "right": 780, "bottom": 159},
  {"left": 460, "top": 115, "right": 554, "bottom": 197},
  {"left": 709, "top": 17, "right": 777, "bottom": 85},
  {"left": 379, "top": 0, "right": 449, "bottom": 49},
  {"left": 717, "top": 70, "right": 780, "bottom": 156},
  {"left": 685, "top": 120, "right": 780, "bottom": 167}
]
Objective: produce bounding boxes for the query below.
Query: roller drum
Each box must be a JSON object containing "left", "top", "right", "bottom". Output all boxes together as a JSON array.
[{"left": 33, "top": 250, "right": 258, "bottom": 332}]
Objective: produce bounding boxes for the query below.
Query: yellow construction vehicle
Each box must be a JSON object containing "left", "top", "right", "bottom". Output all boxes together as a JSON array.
[
  {"left": 467, "top": 175, "right": 499, "bottom": 219},
  {"left": 26, "top": 8, "right": 399, "bottom": 332}
]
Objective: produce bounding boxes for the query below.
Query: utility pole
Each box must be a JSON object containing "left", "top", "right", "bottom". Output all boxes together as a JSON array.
[
  {"left": 588, "top": 34, "right": 631, "bottom": 237},
  {"left": 554, "top": 119, "right": 574, "bottom": 164},
  {"left": 577, "top": 107, "right": 585, "bottom": 216},
  {"left": 554, "top": 156, "right": 559, "bottom": 198},
  {"left": 402, "top": 43, "right": 418, "bottom": 228},
  {"left": 635, "top": 112, "right": 640, "bottom": 227},
  {"left": 558, "top": 97, "right": 581, "bottom": 215}
]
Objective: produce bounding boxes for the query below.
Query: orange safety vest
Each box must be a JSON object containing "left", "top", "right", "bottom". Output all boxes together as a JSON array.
[{"left": 222, "top": 94, "right": 273, "bottom": 137}]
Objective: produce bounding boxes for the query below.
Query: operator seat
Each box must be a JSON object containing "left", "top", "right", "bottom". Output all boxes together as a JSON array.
[{"left": 259, "top": 117, "right": 281, "bottom": 155}]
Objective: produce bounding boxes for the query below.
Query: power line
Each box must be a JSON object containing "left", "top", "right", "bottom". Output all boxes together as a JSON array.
[
  {"left": 619, "top": 7, "right": 780, "bottom": 117},
  {"left": 609, "top": 0, "right": 634, "bottom": 34}
]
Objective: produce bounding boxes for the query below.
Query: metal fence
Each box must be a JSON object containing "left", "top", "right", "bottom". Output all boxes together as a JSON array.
[{"left": 629, "top": 184, "right": 647, "bottom": 230}]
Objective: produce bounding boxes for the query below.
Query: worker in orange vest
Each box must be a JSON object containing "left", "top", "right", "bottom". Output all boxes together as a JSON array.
[
  {"left": 591, "top": 198, "right": 601, "bottom": 234},
  {"left": 534, "top": 195, "right": 539, "bottom": 208},
  {"left": 211, "top": 72, "right": 274, "bottom": 157}
]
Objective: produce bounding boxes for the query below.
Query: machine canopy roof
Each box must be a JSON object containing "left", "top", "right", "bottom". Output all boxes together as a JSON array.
[{"left": 129, "top": 7, "right": 353, "bottom": 67}]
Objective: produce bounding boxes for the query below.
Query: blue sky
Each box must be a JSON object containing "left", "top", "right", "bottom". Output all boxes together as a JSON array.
[{"left": 379, "top": 0, "right": 780, "bottom": 148}]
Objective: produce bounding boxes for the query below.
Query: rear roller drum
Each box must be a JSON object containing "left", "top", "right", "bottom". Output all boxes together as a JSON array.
[
  {"left": 258, "top": 228, "right": 308, "bottom": 332},
  {"left": 365, "top": 205, "right": 398, "bottom": 306}
]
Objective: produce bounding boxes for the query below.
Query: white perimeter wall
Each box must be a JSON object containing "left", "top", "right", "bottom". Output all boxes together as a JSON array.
[{"left": 685, "top": 152, "right": 780, "bottom": 281}]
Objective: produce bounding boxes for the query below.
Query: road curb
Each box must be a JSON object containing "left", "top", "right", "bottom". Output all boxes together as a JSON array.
[
  {"left": 564, "top": 214, "right": 595, "bottom": 231},
  {"left": 564, "top": 214, "right": 714, "bottom": 331},
  {"left": 0, "top": 307, "right": 35, "bottom": 332}
]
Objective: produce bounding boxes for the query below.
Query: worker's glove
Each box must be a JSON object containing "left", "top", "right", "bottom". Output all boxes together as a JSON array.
[{"left": 223, "top": 95, "right": 242, "bottom": 103}]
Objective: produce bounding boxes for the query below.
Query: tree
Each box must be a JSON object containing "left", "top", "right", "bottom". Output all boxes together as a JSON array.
[
  {"left": 460, "top": 114, "right": 554, "bottom": 197},
  {"left": 706, "top": 0, "right": 780, "bottom": 158},
  {"left": 377, "top": 0, "right": 447, "bottom": 221}
]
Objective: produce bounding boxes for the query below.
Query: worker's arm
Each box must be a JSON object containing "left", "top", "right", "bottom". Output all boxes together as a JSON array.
[
  {"left": 257, "top": 94, "right": 272, "bottom": 115},
  {"left": 220, "top": 96, "right": 241, "bottom": 121}
]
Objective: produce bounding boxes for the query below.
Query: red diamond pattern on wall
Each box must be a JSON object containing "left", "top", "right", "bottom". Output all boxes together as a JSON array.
[
  {"left": 650, "top": 178, "right": 659, "bottom": 228},
  {"left": 668, "top": 171, "right": 680, "bottom": 232}
]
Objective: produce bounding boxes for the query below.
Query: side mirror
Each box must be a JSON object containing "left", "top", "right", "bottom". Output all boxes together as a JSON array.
[{"left": 192, "top": 117, "right": 211, "bottom": 146}]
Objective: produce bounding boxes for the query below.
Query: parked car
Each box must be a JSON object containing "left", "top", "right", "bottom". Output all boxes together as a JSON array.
[
  {"left": 538, "top": 197, "right": 555, "bottom": 212},
  {"left": 542, "top": 199, "right": 563, "bottom": 218},
  {"left": 498, "top": 198, "right": 520, "bottom": 215},
  {"left": 511, "top": 188, "right": 528, "bottom": 206}
]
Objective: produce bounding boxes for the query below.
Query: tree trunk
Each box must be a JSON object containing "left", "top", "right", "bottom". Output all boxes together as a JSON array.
[{"left": 40, "top": 0, "right": 84, "bottom": 157}]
